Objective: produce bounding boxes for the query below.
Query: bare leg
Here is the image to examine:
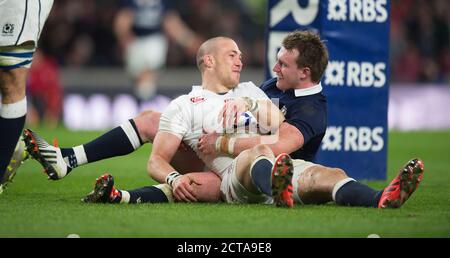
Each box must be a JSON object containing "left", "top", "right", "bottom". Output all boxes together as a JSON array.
[
  {"left": 133, "top": 110, "right": 161, "bottom": 143},
  {"left": 0, "top": 68, "right": 28, "bottom": 103},
  {"left": 296, "top": 165, "right": 348, "bottom": 204},
  {"left": 0, "top": 68, "right": 28, "bottom": 183}
]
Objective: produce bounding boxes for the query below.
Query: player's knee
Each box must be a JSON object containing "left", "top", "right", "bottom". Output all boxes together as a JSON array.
[
  {"left": 0, "top": 69, "right": 27, "bottom": 102},
  {"left": 250, "top": 144, "right": 274, "bottom": 159},
  {"left": 333, "top": 168, "right": 348, "bottom": 179},
  {"left": 134, "top": 110, "right": 161, "bottom": 142},
  {"left": 190, "top": 172, "right": 221, "bottom": 202}
]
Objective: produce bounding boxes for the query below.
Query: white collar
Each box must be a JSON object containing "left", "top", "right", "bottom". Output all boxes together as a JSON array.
[{"left": 294, "top": 83, "right": 323, "bottom": 97}]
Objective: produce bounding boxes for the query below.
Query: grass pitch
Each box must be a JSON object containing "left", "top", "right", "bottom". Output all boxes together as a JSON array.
[{"left": 0, "top": 127, "right": 449, "bottom": 238}]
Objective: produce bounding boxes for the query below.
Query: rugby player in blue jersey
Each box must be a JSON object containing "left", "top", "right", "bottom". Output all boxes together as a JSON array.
[{"left": 115, "top": 0, "right": 201, "bottom": 100}]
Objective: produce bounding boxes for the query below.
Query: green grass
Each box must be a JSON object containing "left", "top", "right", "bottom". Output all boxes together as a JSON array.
[{"left": 1, "top": 127, "right": 449, "bottom": 238}]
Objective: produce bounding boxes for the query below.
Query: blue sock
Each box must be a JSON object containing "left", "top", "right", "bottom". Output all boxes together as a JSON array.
[
  {"left": 250, "top": 157, "right": 273, "bottom": 196},
  {"left": 335, "top": 181, "right": 382, "bottom": 208},
  {"left": 62, "top": 119, "right": 143, "bottom": 166},
  {"left": 128, "top": 186, "right": 168, "bottom": 203},
  {"left": 0, "top": 115, "right": 26, "bottom": 178},
  {"left": 60, "top": 148, "right": 76, "bottom": 168}
]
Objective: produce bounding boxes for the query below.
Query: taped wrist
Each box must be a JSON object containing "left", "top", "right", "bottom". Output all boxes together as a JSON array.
[
  {"left": 165, "top": 171, "right": 181, "bottom": 187},
  {"left": 215, "top": 135, "right": 235, "bottom": 155}
]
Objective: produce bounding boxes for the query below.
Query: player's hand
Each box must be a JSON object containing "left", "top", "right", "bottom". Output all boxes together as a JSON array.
[
  {"left": 172, "top": 175, "right": 200, "bottom": 202},
  {"left": 218, "top": 98, "right": 248, "bottom": 130},
  {"left": 198, "top": 131, "right": 220, "bottom": 155}
]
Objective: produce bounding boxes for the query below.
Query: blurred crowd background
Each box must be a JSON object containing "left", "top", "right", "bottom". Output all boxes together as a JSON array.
[
  {"left": 23, "top": 0, "right": 450, "bottom": 129},
  {"left": 390, "top": 0, "right": 449, "bottom": 83},
  {"left": 38, "top": 0, "right": 266, "bottom": 68},
  {"left": 36, "top": 0, "right": 450, "bottom": 82}
]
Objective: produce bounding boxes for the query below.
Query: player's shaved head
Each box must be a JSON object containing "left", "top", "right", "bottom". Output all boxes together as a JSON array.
[{"left": 196, "top": 37, "right": 234, "bottom": 71}]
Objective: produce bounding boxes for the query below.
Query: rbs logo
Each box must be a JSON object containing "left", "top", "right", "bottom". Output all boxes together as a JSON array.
[
  {"left": 328, "top": 0, "right": 388, "bottom": 23},
  {"left": 325, "top": 61, "right": 386, "bottom": 88},
  {"left": 321, "top": 126, "right": 384, "bottom": 152}
]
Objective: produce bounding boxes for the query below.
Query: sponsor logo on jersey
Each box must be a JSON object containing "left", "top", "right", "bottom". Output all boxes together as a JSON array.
[
  {"left": 190, "top": 96, "right": 206, "bottom": 104},
  {"left": 2, "top": 23, "right": 14, "bottom": 36}
]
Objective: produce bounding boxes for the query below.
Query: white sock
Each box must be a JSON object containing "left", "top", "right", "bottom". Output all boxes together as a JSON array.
[
  {"left": 73, "top": 145, "right": 88, "bottom": 166},
  {"left": 120, "top": 120, "right": 142, "bottom": 150},
  {"left": 332, "top": 178, "right": 356, "bottom": 202},
  {"left": 155, "top": 184, "right": 174, "bottom": 203},
  {"left": 0, "top": 97, "right": 27, "bottom": 119},
  {"left": 120, "top": 190, "right": 130, "bottom": 204}
]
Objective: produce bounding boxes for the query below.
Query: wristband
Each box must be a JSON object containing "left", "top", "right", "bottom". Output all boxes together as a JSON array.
[
  {"left": 215, "top": 136, "right": 223, "bottom": 153},
  {"left": 220, "top": 135, "right": 229, "bottom": 154},
  {"left": 165, "top": 171, "right": 181, "bottom": 187},
  {"left": 228, "top": 137, "right": 236, "bottom": 155},
  {"left": 215, "top": 135, "right": 235, "bottom": 155}
]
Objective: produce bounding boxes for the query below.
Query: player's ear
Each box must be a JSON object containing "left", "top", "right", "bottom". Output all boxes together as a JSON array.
[
  {"left": 298, "top": 66, "right": 310, "bottom": 80},
  {"left": 203, "top": 54, "right": 214, "bottom": 68}
]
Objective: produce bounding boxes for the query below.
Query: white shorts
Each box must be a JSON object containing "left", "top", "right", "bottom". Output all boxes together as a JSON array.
[
  {"left": 291, "top": 159, "right": 317, "bottom": 204},
  {"left": 220, "top": 158, "right": 273, "bottom": 204},
  {"left": 219, "top": 155, "right": 317, "bottom": 205},
  {"left": 0, "top": 0, "right": 53, "bottom": 69},
  {"left": 0, "top": 0, "right": 53, "bottom": 47},
  {"left": 126, "top": 33, "right": 168, "bottom": 77}
]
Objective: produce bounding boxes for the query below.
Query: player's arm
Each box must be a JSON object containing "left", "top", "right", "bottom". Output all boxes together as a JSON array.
[
  {"left": 148, "top": 132, "right": 182, "bottom": 184},
  {"left": 199, "top": 121, "right": 303, "bottom": 156},
  {"left": 220, "top": 97, "right": 285, "bottom": 132},
  {"left": 148, "top": 131, "right": 199, "bottom": 202},
  {"left": 113, "top": 8, "right": 135, "bottom": 49},
  {"left": 162, "top": 11, "right": 202, "bottom": 56},
  {"left": 149, "top": 95, "right": 201, "bottom": 202}
]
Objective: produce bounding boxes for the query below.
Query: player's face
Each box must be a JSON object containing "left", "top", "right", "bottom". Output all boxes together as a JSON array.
[
  {"left": 214, "top": 40, "right": 243, "bottom": 89},
  {"left": 273, "top": 47, "right": 301, "bottom": 91}
]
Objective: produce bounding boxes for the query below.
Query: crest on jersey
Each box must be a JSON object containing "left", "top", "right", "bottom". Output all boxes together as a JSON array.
[
  {"left": 190, "top": 96, "right": 206, "bottom": 104},
  {"left": 2, "top": 23, "right": 14, "bottom": 36}
]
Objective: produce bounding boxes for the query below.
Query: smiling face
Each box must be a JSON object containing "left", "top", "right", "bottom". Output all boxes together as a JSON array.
[
  {"left": 272, "top": 47, "right": 303, "bottom": 91},
  {"left": 212, "top": 39, "right": 243, "bottom": 89}
]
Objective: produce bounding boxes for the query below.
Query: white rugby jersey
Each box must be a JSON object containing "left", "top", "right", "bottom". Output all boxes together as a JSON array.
[{"left": 159, "top": 81, "right": 269, "bottom": 177}]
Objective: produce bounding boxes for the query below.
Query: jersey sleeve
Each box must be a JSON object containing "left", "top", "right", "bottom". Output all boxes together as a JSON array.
[
  {"left": 243, "top": 81, "right": 270, "bottom": 100},
  {"left": 158, "top": 97, "right": 190, "bottom": 139}
]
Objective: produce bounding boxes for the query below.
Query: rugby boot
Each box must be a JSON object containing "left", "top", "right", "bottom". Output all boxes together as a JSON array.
[
  {"left": 378, "top": 158, "right": 425, "bottom": 208},
  {"left": 271, "top": 153, "right": 294, "bottom": 208},
  {"left": 0, "top": 137, "right": 29, "bottom": 194},
  {"left": 23, "top": 129, "right": 71, "bottom": 180},
  {"left": 82, "top": 173, "right": 121, "bottom": 203}
]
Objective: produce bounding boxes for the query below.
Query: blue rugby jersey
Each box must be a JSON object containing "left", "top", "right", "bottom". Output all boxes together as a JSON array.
[
  {"left": 261, "top": 77, "right": 327, "bottom": 161},
  {"left": 121, "top": 0, "right": 174, "bottom": 36}
]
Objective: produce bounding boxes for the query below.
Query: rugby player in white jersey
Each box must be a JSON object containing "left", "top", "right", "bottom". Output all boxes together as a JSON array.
[
  {"left": 0, "top": 0, "right": 54, "bottom": 194},
  {"left": 24, "top": 36, "right": 292, "bottom": 207},
  {"left": 147, "top": 36, "right": 291, "bottom": 206}
]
